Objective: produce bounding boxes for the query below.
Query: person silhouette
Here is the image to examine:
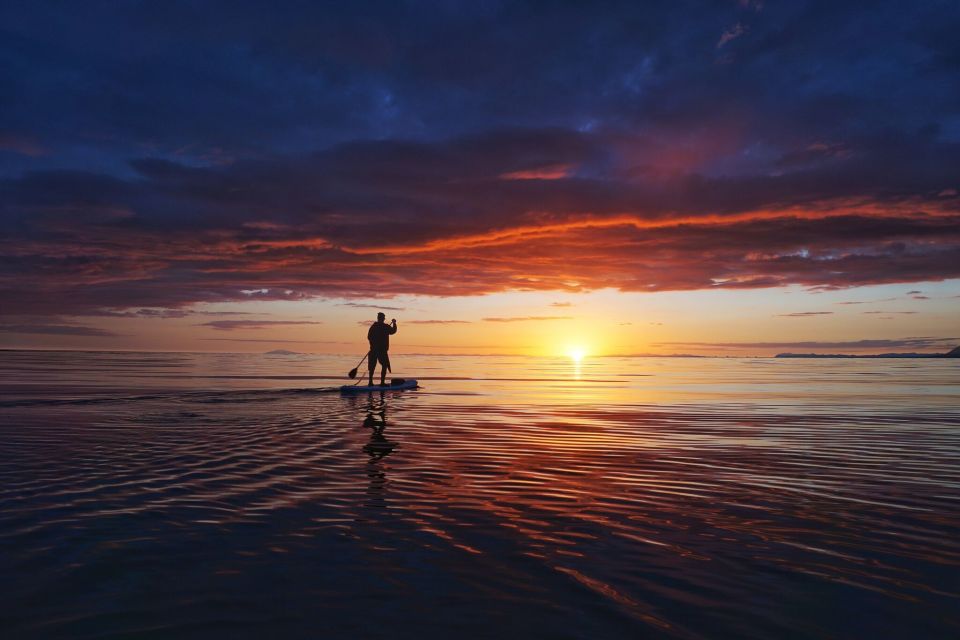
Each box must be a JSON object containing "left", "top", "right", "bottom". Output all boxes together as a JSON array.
[{"left": 367, "top": 312, "right": 397, "bottom": 386}]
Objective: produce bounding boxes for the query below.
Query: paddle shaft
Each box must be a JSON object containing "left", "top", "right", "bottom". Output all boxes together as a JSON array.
[
  {"left": 348, "top": 352, "right": 368, "bottom": 379},
  {"left": 354, "top": 353, "right": 367, "bottom": 370}
]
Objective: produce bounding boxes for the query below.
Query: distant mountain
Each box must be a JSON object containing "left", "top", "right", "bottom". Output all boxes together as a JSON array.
[
  {"left": 265, "top": 349, "right": 300, "bottom": 355},
  {"left": 777, "top": 347, "right": 959, "bottom": 359}
]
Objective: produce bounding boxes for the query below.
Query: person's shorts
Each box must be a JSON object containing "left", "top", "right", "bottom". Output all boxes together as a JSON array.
[{"left": 368, "top": 349, "right": 391, "bottom": 372}]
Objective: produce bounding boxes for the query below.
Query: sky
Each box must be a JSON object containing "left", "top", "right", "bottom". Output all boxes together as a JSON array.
[{"left": 1, "top": 0, "right": 959, "bottom": 356}]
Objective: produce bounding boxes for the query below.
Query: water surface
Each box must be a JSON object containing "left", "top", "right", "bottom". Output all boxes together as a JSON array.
[{"left": 1, "top": 351, "right": 958, "bottom": 638}]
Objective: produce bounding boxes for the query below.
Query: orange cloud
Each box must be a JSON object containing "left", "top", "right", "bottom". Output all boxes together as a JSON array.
[
  {"left": 3, "top": 129, "right": 960, "bottom": 318},
  {"left": 500, "top": 164, "right": 574, "bottom": 180}
]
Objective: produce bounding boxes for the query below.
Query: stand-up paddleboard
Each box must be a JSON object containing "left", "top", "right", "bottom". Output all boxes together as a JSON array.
[{"left": 340, "top": 378, "right": 418, "bottom": 394}]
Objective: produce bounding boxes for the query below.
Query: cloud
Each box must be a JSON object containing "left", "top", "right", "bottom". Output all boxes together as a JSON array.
[
  {"left": 93, "top": 308, "right": 192, "bottom": 319},
  {"left": 0, "top": 132, "right": 45, "bottom": 157},
  {"left": 549, "top": 302, "right": 574, "bottom": 307},
  {"left": 717, "top": 23, "right": 748, "bottom": 48},
  {"left": 338, "top": 303, "right": 406, "bottom": 311},
  {"left": 500, "top": 164, "right": 573, "bottom": 180},
  {"left": 81, "top": 308, "right": 254, "bottom": 319},
  {"left": 862, "top": 310, "right": 917, "bottom": 314},
  {"left": 776, "top": 142, "right": 851, "bottom": 169},
  {"left": 198, "top": 320, "right": 323, "bottom": 331},
  {"left": 0, "top": 323, "right": 117, "bottom": 337},
  {"left": 776, "top": 311, "right": 834, "bottom": 317},
  {"left": 2, "top": 2, "right": 960, "bottom": 322},
  {"left": 482, "top": 316, "right": 573, "bottom": 322},
  {"left": 3, "top": 142, "right": 960, "bottom": 318},
  {"left": 836, "top": 298, "right": 899, "bottom": 305},
  {"left": 200, "top": 337, "right": 348, "bottom": 344}
]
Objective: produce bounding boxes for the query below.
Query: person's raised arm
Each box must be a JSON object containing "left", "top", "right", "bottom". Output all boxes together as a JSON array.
[{"left": 389, "top": 319, "right": 398, "bottom": 334}]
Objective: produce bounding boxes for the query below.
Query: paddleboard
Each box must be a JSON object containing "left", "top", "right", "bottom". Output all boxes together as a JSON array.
[{"left": 340, "top": 378, "right": 418, "bottom": 394}]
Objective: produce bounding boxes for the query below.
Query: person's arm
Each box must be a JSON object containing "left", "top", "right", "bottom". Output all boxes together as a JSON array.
[
  {"left": 389, "top": 319, "right": 397, "bottom": 335},
  {"left": 367, "top": 324, "right": 374, "bottom": 344}
]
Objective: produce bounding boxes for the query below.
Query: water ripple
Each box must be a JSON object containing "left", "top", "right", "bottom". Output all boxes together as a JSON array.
[{"left": 1, "top": 353, "right": 958, "bottom": 638}]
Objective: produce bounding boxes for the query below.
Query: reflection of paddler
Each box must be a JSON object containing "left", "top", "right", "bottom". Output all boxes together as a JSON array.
[
  {"left": 366, "top": 312, "right": 397, "bottom": 386},
  {"left": 363, "top": 396, "right": 396, "bottom": 462},
  {"left": 363, "top": 428, "right": 396, "bottom": 461}
]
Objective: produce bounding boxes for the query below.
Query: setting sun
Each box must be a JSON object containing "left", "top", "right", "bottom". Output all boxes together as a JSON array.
[{"left": 568, "top": 347, "right": 586, "bottom": 362}]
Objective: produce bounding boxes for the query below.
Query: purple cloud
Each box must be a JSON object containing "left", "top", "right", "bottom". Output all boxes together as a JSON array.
[{"left": 199, "top": 320, "right": 323, "bottom": 331}]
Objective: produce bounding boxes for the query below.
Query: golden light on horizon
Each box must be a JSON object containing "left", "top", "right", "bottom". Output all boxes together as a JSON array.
[{"left": 568, "top": 347, "right": 586, "bottom": 362}]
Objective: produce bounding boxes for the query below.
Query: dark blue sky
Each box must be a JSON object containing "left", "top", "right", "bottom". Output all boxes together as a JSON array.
[
  {"left": 2, "top": 0, "right": 959, "bottom": 322},
  {"left": 5, "top": 1, "right": 959, "bottom": 173}
]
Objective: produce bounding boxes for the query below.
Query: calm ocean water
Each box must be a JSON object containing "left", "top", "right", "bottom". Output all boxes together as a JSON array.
[{"left": 1, "top": 350, "right": 958, "bottom": 639}]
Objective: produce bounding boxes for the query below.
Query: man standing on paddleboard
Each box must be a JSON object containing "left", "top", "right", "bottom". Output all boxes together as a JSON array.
[{"left": 367, "top": 312, "right": 397, "bottom": 386}]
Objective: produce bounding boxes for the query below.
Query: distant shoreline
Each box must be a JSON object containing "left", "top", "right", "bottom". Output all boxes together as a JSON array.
[{"left": 776, "top": 347, "right": 959, "bottom": 359}]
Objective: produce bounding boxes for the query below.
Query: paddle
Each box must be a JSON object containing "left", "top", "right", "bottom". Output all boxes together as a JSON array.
[{"left": 348, "top": 353, "right": 368, "bottom": 379}]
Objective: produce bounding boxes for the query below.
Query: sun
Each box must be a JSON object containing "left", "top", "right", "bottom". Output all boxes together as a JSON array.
[{"left": 568, "top": 347, "right": 587, "bottom": 363}]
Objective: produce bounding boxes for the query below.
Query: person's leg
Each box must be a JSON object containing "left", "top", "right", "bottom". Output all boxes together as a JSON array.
[
  {"left": 367, "top": 351, "right": 376, "bottom": 386},
  {"left": 379, "top": 351, "right": 393, "bottom": 384}
]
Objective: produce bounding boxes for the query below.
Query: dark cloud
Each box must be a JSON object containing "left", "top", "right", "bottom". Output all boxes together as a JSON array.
[
  {"left": 198, "top": 320, "right": 323, "bottom": 331},
  {"left": 88, "top": 308, "right": 192, "bottom": 319},
  {"left": 2, "top": 1, "right": 960, "bottom": 319}
]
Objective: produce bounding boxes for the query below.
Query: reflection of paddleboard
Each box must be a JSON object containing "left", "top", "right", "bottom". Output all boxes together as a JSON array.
[{"left": 340, "top": 378, "right": 418, "bottom": 394}]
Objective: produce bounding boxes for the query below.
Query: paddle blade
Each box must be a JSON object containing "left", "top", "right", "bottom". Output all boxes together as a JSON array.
[{"left": 348, "top": 367, "right": 358, "bottom": 379}]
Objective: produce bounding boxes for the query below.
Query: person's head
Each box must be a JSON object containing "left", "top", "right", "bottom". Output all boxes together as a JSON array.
[{"left": 377, "top": 312, "right": 386, "bottom": 322}]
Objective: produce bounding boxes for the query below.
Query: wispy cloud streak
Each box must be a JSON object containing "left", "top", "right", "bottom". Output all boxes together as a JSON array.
[
  {"left": 198, "top": 320, "right": 323, "bottom": 331},
  {"left": 482, "top": 316, "right": 574, "bottom": 323}
]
